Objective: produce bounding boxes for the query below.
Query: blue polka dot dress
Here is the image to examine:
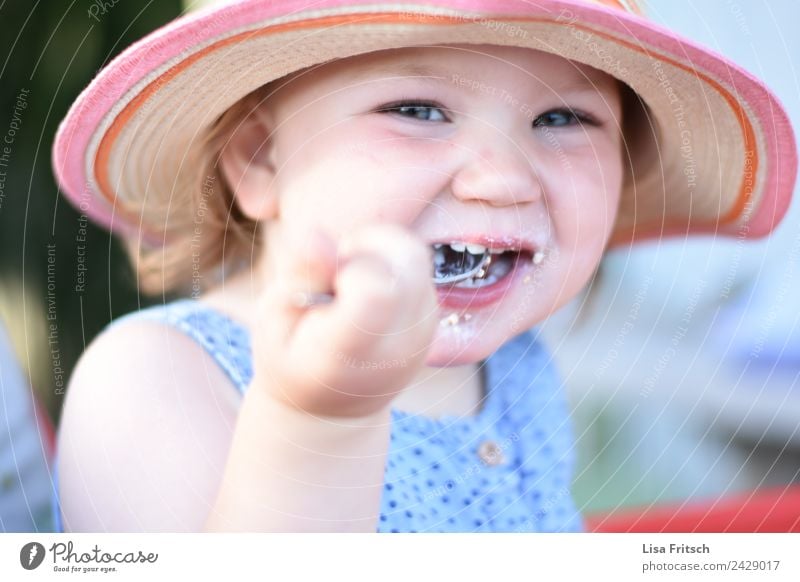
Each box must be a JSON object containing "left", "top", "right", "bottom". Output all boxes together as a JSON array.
[{"left": 52, "top": 299, "right": 583, "bottom": 532}]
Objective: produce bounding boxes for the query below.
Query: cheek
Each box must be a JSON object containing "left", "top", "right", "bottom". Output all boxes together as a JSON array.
[
  {"left": 549, "top": 151, "right": 622, "bottom": 248},
  {"left": 543, "top": 151, "right": 622, "bottom": 295},
  {"left": 276, "top": 129, "right": 441, "bottom": 232}
]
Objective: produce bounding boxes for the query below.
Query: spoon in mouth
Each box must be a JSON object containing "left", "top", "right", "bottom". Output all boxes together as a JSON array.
[
  {"left": 291, "top": 250, "right": 495, "bottom": 308},
  {"left": 432, "top": 251, "right": 493, "bottom": 285}
]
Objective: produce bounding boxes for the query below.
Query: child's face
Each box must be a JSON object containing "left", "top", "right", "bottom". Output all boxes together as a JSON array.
[{"left": 232, "top": 44, "right": 623, "bottom": 365}]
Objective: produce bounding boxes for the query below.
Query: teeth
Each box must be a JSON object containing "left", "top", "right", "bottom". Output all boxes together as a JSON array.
[
  {"left": 435, "top": 241, "right": 521, "bottom": 255},
  {"left": 465, "top": 243, "right": 486, "bottom": 255},
  {"left": 444, "top": 241, "right": 497, "bottom": 255}
]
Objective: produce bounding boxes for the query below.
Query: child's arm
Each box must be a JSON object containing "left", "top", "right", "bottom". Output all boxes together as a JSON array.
[
  {"left": 56, "top": 319, "right": 244, "bottom": 531},
  {"left": 205, "top": 224, "right": 437, "bottom": 531},
  {"left": 57, "top": 224, "right": 436, "bottom": 532},
  {"left": 203, "top": 385, "right": 393, "bottom": 531}
]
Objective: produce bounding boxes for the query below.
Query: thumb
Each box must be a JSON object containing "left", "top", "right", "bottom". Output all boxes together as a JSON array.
[{"left": 260, "top": 222, "right": 338, "bottom": 345}]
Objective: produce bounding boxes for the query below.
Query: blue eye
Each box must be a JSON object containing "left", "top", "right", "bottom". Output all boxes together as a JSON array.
[
  {"left": 378, "top": 101, "right": 448, "bottom": 122},
  {"left": 533, "top": 108, "right": 597, "bottom": 128}
]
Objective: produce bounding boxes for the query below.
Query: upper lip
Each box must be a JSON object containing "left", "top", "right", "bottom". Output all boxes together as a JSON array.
[{"left": 429, "top": 235, "right": 535, "bottom": 253}]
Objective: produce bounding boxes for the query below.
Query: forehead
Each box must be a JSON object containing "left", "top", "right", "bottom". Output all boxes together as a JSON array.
[
  {"left": 263, "top": 44, "right": 623, "bottom": 120},
  {"left": 301, "top": 44, "right": 617, "bottom": 91}
]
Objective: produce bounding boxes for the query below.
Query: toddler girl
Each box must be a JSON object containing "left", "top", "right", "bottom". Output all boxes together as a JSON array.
[{"left": 52, "top": 0, "right": 796, "bottom": 532}]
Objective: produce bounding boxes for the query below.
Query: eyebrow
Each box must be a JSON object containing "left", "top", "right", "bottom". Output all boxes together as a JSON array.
[
  {"left": 345, "top": 62, "right": 452, "bottom": 85},
  {"left": 344, "top": 61, "right": 612, "bottom": 97}
]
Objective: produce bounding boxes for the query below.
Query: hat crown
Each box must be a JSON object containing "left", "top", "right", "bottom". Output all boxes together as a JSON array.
[{"left": 182, "top": 0, "right": 645, "bottom": 17}]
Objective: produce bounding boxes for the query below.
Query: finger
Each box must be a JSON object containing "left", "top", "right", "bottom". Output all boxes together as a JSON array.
[
  {"left": 340, "top": 224, "right": 437, "bottom": 331},
  {"left": 260, "top": 222, "right": 338, "bottom": 349},
  {"left": 293, "top": 225, "right": 436, "bottom": 359}
]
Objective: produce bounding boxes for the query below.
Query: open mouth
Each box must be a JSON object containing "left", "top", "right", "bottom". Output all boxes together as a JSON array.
[{"left": 432, "top": 242, "right": 532, "bottom": 288}]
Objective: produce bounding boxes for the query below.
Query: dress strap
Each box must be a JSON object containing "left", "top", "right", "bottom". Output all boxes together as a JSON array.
[{"left": 111, "top": 299, "right": 253, "bottom": 394}]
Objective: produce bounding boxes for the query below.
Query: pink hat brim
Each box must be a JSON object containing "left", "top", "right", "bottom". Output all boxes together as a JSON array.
[{"left": 52, "top": 0, "right": 797, "bottom": 244}]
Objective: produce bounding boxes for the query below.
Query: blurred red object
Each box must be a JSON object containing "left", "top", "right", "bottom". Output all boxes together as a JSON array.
[
  {"left": 585, "top": 486, "right": 800, "bottom": 532},
  {"left": 33, "top": 393, "right": 56, "bottom": 458}
]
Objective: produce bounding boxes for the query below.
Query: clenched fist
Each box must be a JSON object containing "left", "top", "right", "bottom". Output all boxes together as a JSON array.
[{"left": 252, "top": 222, "right": 439, "bottom": 418}]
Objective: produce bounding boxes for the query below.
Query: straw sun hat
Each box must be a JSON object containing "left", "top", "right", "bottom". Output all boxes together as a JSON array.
[{"left": 53, "top": 0, "right": 796, "bottom": 247}]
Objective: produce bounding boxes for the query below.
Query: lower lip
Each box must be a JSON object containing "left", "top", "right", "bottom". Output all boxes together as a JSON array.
[{"left": 435, "top": 255, "right": 533, "bottom": 310}]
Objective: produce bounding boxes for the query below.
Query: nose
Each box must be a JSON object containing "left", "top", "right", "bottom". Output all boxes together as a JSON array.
[{"left": 449, "top": 136, "right": 544, "bottom": 207}]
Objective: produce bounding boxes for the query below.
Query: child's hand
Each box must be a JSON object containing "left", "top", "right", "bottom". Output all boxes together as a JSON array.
[{"left": 253, "top": 223, "right": 439, "bottom": 418}]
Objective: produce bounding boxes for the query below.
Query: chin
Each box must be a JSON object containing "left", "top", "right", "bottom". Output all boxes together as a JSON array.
[{"left": 422, "top": 317, "right": 509, "bottom": 367}]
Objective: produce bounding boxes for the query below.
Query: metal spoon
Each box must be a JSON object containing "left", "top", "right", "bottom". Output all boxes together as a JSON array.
[
  {"left": 291, "top": 250, "right": 494, "bottom": 308},
  {"left": 432, "top": 252, "right": 492, "bottom": 285}
]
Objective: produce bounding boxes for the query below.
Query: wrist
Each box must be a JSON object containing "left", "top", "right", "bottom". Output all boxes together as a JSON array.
[
  {"left": 249, "top": 371, "right": 396, "bottom": 422},
  {"left": 245, "top": 380, "right": 393, "bottom": 430}
]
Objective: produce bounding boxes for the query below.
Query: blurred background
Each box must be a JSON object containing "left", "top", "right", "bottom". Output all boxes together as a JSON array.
[
  {"left": 0, "top": 0, "right": 183, "bottom": 532},
  {"left": 0, "top": 0, "right": 797, "bottom": 531},
  {"left": 541, "top": 0, "right": 800, "bottom": 521}
]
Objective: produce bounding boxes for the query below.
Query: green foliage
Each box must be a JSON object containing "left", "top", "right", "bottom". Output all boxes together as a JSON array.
[{"left": 0, "top": 1, "right": 182, "bottom": 422}]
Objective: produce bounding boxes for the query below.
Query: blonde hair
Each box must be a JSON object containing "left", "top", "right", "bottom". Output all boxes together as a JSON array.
[{"left": 129, "top": 82, "right": 276, "bottom": 296}]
